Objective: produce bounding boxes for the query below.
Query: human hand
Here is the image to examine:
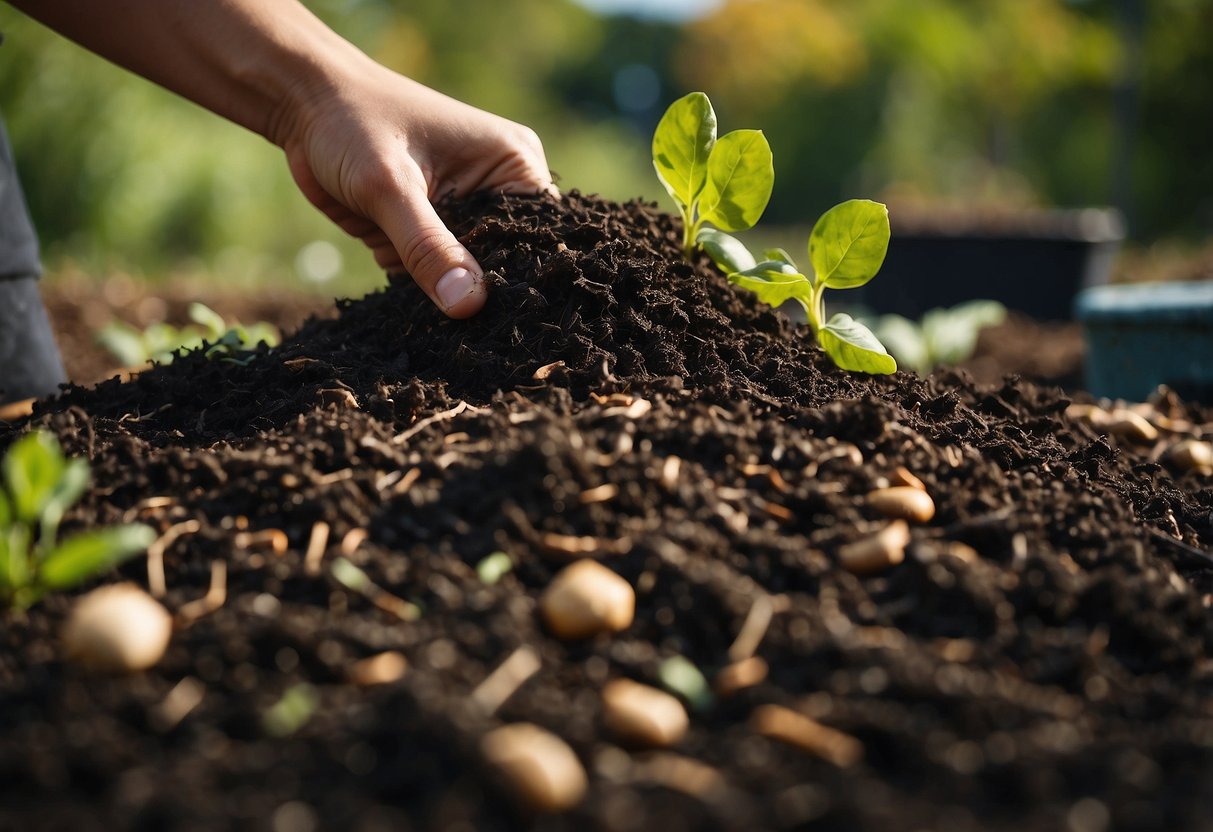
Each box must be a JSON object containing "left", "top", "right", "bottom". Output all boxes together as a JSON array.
[{"left": 276, "top": 64, "right": 554, "bottom": 318}]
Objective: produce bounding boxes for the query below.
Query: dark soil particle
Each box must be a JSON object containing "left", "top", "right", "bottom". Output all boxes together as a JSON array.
[{"left": 3, "top": 191, "right": 1213, "bottom": 831}]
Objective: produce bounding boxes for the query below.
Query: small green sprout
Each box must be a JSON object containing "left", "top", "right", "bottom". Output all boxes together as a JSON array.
[
  {"left": 262, "top": 683, "right": 319, "bottom": 737},
  {"left": 653, "top": 91, "right": 774, "bottom": 260},
  {"left": 700, "top": 199, "right": 898, "bottom": 375},
  {"left": 96, "top": 302, "right": 279, "bottom": 367},
  {"left": 1, "top": 431, "right": 155, "bottom": 609},
  {"left": 658, "top": 654, "right": 713, "bottom": 712},
  {"left": 865, "top": 300, "right": 1007, "bottom": 375},
  {"left": 476, "top": 551, "right": 514, "bottom": 585}
]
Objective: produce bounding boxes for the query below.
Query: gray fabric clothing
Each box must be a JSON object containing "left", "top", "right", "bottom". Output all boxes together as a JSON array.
[
  {"left": 0, "top": 111, "right": 41, "bottom": 280},
  {"left": 0, "top": 111, "right": 66, "bottom": 404}
]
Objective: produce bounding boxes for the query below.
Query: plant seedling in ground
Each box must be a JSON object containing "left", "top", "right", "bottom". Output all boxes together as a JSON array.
[
  {"left": 0, "top": 431, "right": 155, "bottom": 609},
  {"left": 653, "top": 91, "right": 774, "bottom": 259},
  {"left": 861, "top": 300, "right": 1007, "bottom": 375},
  {"left": 97, "top": 302, "right": 280, "bottom": 368},
  {"left": 700, "top": 199, "right": 897, "bottom": 374}
]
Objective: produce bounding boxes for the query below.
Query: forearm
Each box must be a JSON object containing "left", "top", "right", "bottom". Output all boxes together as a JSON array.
[{"left": 7, "top": 0, "right": 373, "bottom": 146}]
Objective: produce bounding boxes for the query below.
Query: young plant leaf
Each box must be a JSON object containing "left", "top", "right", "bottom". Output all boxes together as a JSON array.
[
  {"left": 3, "top": 431, "right": 66, "bottom": 525},
  {"left": 652, "top": 92, "right": 717, "bottom": 209},
  {"left": 764, "top": 247, "right": 800, "bottom": 271},
  {"left": 728, "top": 264, "right": 813, "bottom": 310},
  {"left": 697, "top": 228, "right": 757, "bottom": 274},
  {"left": 808, "top": 199, "right": 891, "bottom": 290},
  {"left": 698, "top": 129, "right": 774, "bottom": 232},
  {"left": 818, "top": 313, "right": 898, "bottom": 374},
  {"left": 39, "top": 524, "right": 156, "bottom": 590}
]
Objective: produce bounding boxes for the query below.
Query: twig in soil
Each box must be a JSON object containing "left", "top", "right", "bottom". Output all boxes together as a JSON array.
[
  {"left": 150, "top": 677, "right": 205, "bottom": 732},
  {"left": 331, "top": 557, "right": 420, "bottom": 621},
  {"left": 392, "top": 401, "right": 485, "bottom": 445},
  {"left": 628, "top": 753, "right": 727, "bottom": 801},
  {"left": 375, "top": 466, "right": 421, "bottom": 494},
  {"left": 303, "top": 521, "right": 331, "bottom": 577},
  {"left": 727, "top": 594, "right": 777, "bottom": 662},
  {"left": 314, "top": 468, "right": 354, "bottom": 485},
  {"left": 340, "top": 528, "right": 368, "bottom": 556},
  {"left": 470, "top": 646, "right": 542, "bottom": 715},
  {"left": 146, "top": 519, "right": 202, "bottom": 598},
  {"left": 1148, "top": 528, "right": 1213, "bottom": 568},
  {"left": 538, "top": 531, "right": 633, "bottom": 559},
  {"left": 750, "top": 704, "right": 864, "bottom": 768},
  {"left": 578, "top": 483, "right": 619, "bottom": 504},
  {"left": 122, "top": 496, "right": 176, "bottom": 523},
  {"left": 234, "top": 528, "right": 289, "bottom": 555},
  {"left": 174, "top": 560, "right": 227, "bottom": 626}
]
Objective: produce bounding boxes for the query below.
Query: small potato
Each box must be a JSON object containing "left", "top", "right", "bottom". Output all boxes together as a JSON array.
[
  {"left": 602, "top": 678, "right": 689, "bottom": 747},
  {"left": 62, "top": 583, "right": 172, "bottom": 673},
  {"left": 866, "top": 486, "right": 935, "bottom": 524},
  {"left": 481, "top": 722, "right": 587, "bottom": 813},
  {"left": 838, "top": 521, "right": 911, "bottom": 576},
  {"left": 540, "top": 560, "right": 634, "bottom": 640}
]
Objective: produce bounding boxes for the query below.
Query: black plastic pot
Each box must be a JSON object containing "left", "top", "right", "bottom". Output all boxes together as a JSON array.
[{"left": 851, "top": 208, "right": 1125, "bottom": 321}]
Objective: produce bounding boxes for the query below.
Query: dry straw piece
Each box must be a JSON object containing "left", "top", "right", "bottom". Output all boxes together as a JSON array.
[
  {"left": 838, "top": 520, "right": 911, "bottom": 575},
  {"left": 62, "top": 583, "right": 172, "bottom": 673},
  {"left": 601, "top": 678, "right": 689, "bottom": 748},
  {"left": 1166, "top": 439, "right": 1213, "bottom": 474},
  {"left": 866, "top": 486, "right": 936, "bottom": 524},
  {"left": 1105, "top": 409, "right": 1159, "bottom": 444},
  {"left": 480, "top": 723, "right": 588, "bottom": 814},
  {"left": 714, "top": 656, "right": 769, "bottom": 697},
  {"left": 540, "top": 560, "right": 635, "bottom": 640},
  {"left": 750, "top": 704, "right": 864, "bottom": 768}
]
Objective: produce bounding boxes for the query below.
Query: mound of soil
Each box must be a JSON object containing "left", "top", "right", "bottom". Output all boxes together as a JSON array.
[{"left": 2, "top": 192, "right": 1212, "bottom": 831}]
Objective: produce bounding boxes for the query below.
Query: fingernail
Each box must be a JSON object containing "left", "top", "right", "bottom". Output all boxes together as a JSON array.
[{"left": 435, "top": 267, "right": 478, "bottom": 311}]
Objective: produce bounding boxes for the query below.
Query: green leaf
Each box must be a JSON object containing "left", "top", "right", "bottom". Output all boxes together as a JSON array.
[
  {"left": 0, "top": 523, "right": 32, "bottom": 592},
  {"left": 728, "top": 263, "right": 813, "bottom": 309},
  {"left": 3, "top": 431, "right": 65, "bottom": 524},
  {"left": 697, "top": 228, "right": 756, "bottom": 274},
  {"left": 652, "top": 91, "right": 717, "bottom": 210},
  {"left": 95, "top": 322, "right": 151, "bottom": 367},
  {"left": 39, "top": 524, "right": 156, "bottom": 590},
  {"left": 818, "top": 313, "right": 898, "bottom": 374},
  {"left": 0, "top": 491, "right": 10, "bottom": 528},
  {"left": 262, "top": 683, "right": 319, "bottom": 738},
  {"left": 870, "top": 314, "right": 931, "bottom": 375},
  {"left": 476, "top": 551, "right": 514, "bottom": 585},
  {"left": 188, "top": 303, "right": 229, "bottom": 341},
  {"left": 764, "top": 247, "right": 800, "bottom": 271},
  {"left": 698, "top": 129, "right": 774, "bottom": 232},
  {"left": 808, "top": 199, "right": 891, "bottom": 290},
  {"left": 658, "top": 655, "right": 713, "bottom": 712}
]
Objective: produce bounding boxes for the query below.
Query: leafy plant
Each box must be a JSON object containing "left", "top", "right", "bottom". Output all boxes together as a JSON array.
[
  {"left": 864, "top": 300, "right": 1007, "bottom": 375},
  {"left": 653, "top": 91, "right": 774, "bottom": 260},
  {"left": 700, "top": 199, "right": 897, "bottom": 375},
  {"left": 96, "top": 302, "right": 279, "bottom": 368},
  {"left": 0, "top": 431, "right": 155, "bottom": 609}
]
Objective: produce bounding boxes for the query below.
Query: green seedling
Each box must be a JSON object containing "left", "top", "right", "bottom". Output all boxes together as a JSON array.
[
  {"left": 476, "top": 551, "right": 514, "bottom": 585},
  {"left": 864, "top": 300, "right": 1007, "bottom": 375},
  {"left": 262, "top": 683, "right": 319, "bottom": 738},
  {"left": 653, "top": 91, "right": 774, "bottom": 260},
  {"left": 658, "top": 654, "right": 713, "bottom": 712},
  {"left": 97, "top": 302, "right": 279, "bottom": 368},
  {"left": 700, "top": 199, "right": 897, "bottom": 375},
  {"left": 0, "top": 431, "right": 155, "bottom": 609}
]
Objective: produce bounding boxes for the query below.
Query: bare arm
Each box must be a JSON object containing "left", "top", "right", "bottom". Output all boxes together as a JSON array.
[{"left": 8, "top": 0, "right": 554, "bottom": 317}]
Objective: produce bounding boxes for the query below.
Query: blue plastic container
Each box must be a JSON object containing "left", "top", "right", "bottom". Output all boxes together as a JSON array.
[{"left": 1074, "top": 280, "right": 1213, "bottom": 403}]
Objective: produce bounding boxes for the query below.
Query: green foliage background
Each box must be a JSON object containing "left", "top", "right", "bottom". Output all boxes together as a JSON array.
[{"left": 0, "top": 0, "right": 1208, "bottom": 293}]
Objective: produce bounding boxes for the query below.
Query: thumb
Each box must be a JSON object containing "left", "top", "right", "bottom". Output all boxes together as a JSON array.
[{"left": 381, "top": 190, "right": 486, "bottom": 319}]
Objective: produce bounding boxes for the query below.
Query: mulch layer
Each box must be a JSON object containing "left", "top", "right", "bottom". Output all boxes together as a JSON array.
[{"left": 2, "top": 191, "right": 1212, "bottom": 832}]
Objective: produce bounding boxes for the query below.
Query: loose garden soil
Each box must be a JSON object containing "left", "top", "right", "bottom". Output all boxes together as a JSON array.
[{"left": 3, "top": 191, "right": 1212, "bottom": 831}]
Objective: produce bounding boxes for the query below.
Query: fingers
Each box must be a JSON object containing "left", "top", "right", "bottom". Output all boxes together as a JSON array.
[{"left": 376, "top": 184, "right": 486, "bottom": 319}]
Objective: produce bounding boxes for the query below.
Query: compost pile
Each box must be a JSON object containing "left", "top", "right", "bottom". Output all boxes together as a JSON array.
[{"left": 2, "top": 192, "right": 1213, "bottom": 831}]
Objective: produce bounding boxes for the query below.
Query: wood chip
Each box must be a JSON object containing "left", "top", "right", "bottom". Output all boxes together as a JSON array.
[
  {"left": 392, "top": 401, "right": 480, "bottom": 444},
  {"left": 175, "top": 560, "right": 227, "bottom": 626},
  {"left": 150, "top": 676, "right": 205, "bottom": 731},
  {"left": 347, "top": 651, "right": 408, "bottom": 686},
  {"left": 0, "top": 397, "right": 35, "bottom": 422},
  {"left": 602, "top": 678, "right": 689, "bottom": 748},
  {"left": 481, "top": 723, "right": 587, "bottom": 814},
  {"left": 317, "top": 388, "right": 359, "bottom": 409},
  {"left": 234, "top": 528, "right": 289, "bottom": 555},
  {"left": 760, "top": 500, "right": 794, "bottom": 523},
  {"left": 866, "top": 486, "right": 936, "bottom": 524},
  {"left": 1105, "top": 409, "right": 1159, "bottom": 443},
  {"left": 838, "top": 520, "right": 911, "bottom": 575},
  {"left": 631, "top": 752, "right": 725, "bottom": 798},
  {"left": 303, "top": 521, "right": 331, "bottom": 577},
  {"left": 532, "top": 360, "right": 566, "bottom": 380},
  {"left": 751, "top": 704, "right": 863, "bottom": 768},
  {"left": 578, "top": 483, "right": 620, "bottom": 504},
  {"left": 714, "top": 656, "right": 769, "bottom": 697},
  {"left": 147, "top": 519, "right": 202, "bottom": 599},
  {"left": 540, "top": 560, "right": 635, "bottom": 640},
  {"left": 659, "top": 456, "right": 682, "bottom": 491},
  {"left": 1166, "top": 439, "right": 1213, "bottom": 474},
  {"left": 340, "top": 528, "right": 369, "bottom": 556},
  {"left": 471, "top": 646, "right": 542, "bottom": 715}
]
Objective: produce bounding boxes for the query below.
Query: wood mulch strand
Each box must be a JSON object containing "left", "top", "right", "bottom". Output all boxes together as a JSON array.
[{"left": 2, "top": 191, "right": 1212, "bottom": 831}]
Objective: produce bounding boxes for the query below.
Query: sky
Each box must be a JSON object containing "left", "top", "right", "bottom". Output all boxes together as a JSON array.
[{"left": 571, "top": 0, "right": 724, "bottom": 21}]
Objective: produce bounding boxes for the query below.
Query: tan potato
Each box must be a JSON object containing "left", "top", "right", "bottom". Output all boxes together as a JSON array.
[
  {"left": 866, "top": 486, "right": 936, "bottom": 523},
  {"left": 838, "top": 521, "right": 911, "bottom": 575},
  {"left": 602, "top": 678, "right": 689, "bottom": 747}
]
